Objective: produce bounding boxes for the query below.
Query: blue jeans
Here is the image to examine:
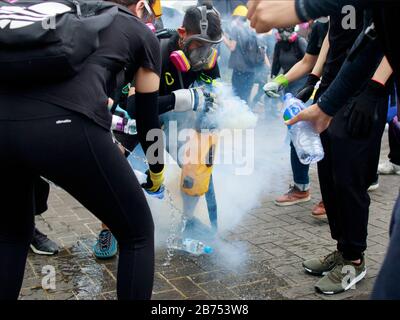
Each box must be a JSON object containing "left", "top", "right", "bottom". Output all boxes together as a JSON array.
[
  {"left": 287, "top": 77, "right": 310, "bottom": 191},
  {"left": 231, "top": 69, "right": 255, "bottom": 104},
  {"left": 160, "top": 112, "right": 218, "bottom": 231},
  {"left": 372, "top": 192, "right": 400, "bottom": 299},
  {"left": 290, "top": 142, "right": 310, "bottom": 191}
]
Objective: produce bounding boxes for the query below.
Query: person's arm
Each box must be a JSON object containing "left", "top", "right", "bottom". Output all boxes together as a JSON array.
[
  {"left": 286, "top": 34, "right": 384, "bottom": 133},
  {"left": 285, "top": 53, "right": 318, "bottom": 83},
  {"left": 310, "top": 32, "right": 329, "bottom": 78},
  {"left": 294, "top": 32, "right": 329, "bottom": 102},
  {"left": 344, "top": 57, "right": 392, "bottom": 138},
  {"left": 134, "top": 67, "right": 164, "bottom": 174},
  {"left": 223, "top": 33, "right": 237, "bottom": 52}
]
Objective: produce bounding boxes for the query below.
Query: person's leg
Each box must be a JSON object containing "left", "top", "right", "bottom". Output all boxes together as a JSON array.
[
  {"left": 231, "top": 69, "right": 241, "bottom": 99},
  {"left": 290, "top": 142, "right": 310, "bottom": 192},
  {"left": 0, "top": 168, "right": 35, "bottom": 300},
  {"left": 241, "top": 72, "right": 256, "bottom": 104},
  {"left": 313, "top": 97, "right": 387, "bottom": 294},
  {"left": 23, "top": 114, "right": 155, "bottom": 300},
  {"left": 334, "top": 98, "right": 387, "bottom": 261},
  {"left": 388, "top": 117, "right": 400, "bottom": 166},
  {"left": 275, "top": 143, "right": 311, "bottom": 206},
  {"left": 93, "top": 132, "right": 140, "bottom": 260},
  {"left": 379, "top": 117, "right": 400, "bottom": 174},
  {"left": 371, "top": 192, "right": 400, "bottom": 299},
  {"left": 250, "top": 81, "right": 264, "bottom": 109},
  {"left": 31, "top": 177, "right": 59, "bottom": 256},
  {"left": 205, "top": 175, "right": 218, "bottom": 232}
]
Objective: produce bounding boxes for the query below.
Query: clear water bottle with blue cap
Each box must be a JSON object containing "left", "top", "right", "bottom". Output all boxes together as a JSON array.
[
  {"left": 283, "top": 93, "right": 324, "bottom": 165},
  {"left": 171, "top": 237, "right": 213, "bottom": 256}
]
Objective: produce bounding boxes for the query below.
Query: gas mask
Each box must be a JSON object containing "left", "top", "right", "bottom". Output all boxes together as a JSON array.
[
  {"left": 170, "top": 5, "right": 222, "bottom": 73},
  {"left": 276, "top": 27, "right": 298, "bottom": 43}
]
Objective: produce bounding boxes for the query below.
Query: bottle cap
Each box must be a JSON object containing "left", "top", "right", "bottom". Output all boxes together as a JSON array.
[
  {"left": 283, "top": 93, "right": 293, "bottom": 101},
  {"left": 204, "top": 246, "right": 214, "bottom": 254}
]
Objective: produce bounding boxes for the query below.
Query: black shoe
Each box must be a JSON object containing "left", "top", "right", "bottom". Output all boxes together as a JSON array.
[{"left": 30, "top": 228, "right": 59, "bottom": 255}]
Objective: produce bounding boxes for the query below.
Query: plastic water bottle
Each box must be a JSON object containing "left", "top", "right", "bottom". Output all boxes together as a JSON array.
[
  {"left": 111, "top": 115, "right": 137, "bottom": 135},
  {"left": 283, "top": 93, "right": 324, "bottom": 165},
  {"left": 170, "top": 238, "right": 213, "bottom": 256}
]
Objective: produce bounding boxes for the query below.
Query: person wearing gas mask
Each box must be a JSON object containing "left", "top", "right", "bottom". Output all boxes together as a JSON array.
[
  {"left": 154, "top": 4, "right": 223, "bottom": 236},
  {"left": 270, "top": 27, "right": 308, "bottom": 96},
  {"left": 109, "top": 4, "right": 223, "bottom": 238}
]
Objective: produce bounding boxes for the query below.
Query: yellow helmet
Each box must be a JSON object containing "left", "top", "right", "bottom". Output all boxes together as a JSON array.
[{"left": 232, "top": 5, "right": 248, "bottom": 17}]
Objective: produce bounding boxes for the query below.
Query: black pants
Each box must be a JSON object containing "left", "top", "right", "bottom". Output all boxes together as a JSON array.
[
  {"left": 388, "top": 119, "right": 400, "bottom": 166},
  {"left": 317, "top": 96, "right": 388, "bottom": 261},
  {"left": 0, "top": 112, "right": 154, "bottom": 300},
  {"left": 33, "top": 177, "right": 50, "bottom": 216}
]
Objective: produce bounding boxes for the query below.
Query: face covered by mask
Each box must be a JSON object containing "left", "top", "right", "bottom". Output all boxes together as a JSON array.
[
  {"left": 183, "top": 39, "right": 219, "bottom": 72},
  {"left": 277, "top": 27, "right": 297, "bottom": 42},
  {"left": 180, "top": 6, "right": 222, "bottom": 72}
]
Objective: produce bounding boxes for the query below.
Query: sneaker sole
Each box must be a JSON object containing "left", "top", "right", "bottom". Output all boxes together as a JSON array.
[
  {"left": 30, "top": 244, "right": 58, "bottom": 256},
  {"left": 303, "top": 266, "right": 331, "bottom": 276},
  {"left": 317, "top": 269, "right": 367, "bottom": 295},
  {"left": 311, "top": 213, "right": 327, "bottom": 220},
  {"left": 274, "top": 196, "right": 311, "bottom": 207},
  {"left": 367, "top": 184, "right": 379, "bottom": 192},
  {"left": 378, "top": 171, "right": 400, "bottom": 175}
]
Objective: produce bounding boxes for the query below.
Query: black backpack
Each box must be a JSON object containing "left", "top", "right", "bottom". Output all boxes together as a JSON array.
[
  {"left": 238, "top": 28, "right": 265, "bottom": 68},
  {"left": 0, "top": 0, "right": 127, "bottom": 82}
]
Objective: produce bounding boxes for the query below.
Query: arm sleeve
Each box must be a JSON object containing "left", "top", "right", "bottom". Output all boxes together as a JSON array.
[
  {"left": 298, "top": 37, "right": 308, "bottom": 56},
  {"left": 158, "top": 94, "right": 175, "bottom": 115},
  {"left": 295, "top": 0, "right": 367, "bottom": 22},
  {"left": 317, "top": 32, "right": 384, "bottom": 116},
  {"left": 135, "top": 91, "right": 164, "bottom": 173}
]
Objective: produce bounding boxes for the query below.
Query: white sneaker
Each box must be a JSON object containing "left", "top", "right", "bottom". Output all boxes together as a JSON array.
[{"left": 378, "top": 161, "right": 400, "bottom": 175}]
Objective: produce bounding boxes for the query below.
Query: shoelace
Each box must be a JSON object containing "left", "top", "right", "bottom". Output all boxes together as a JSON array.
[
  {"left": 98, "top": 231, "right": 113, "bottom": 251},
  {"left": 34, "top": 229, "right": 49, "bottom": 243}
]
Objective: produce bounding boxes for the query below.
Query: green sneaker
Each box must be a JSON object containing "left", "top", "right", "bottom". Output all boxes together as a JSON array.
[
  {"left": 303, "top": 251, "right": 342, "bottom": 276},
  {"left": 315, "top": 255, "right": 367, "bottom": 295}
]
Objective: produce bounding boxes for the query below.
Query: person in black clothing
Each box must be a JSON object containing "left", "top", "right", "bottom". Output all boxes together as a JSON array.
[
  {"left": 270, "top": 27, "right": 308, "bottom": 95},
  {"left": 248, "top": 0, "right": 397, "bottom": 296},
  {"left": 92, "top": 0, "right": 162, "bottom": 260},
  {"left": 0, "top": 0, "right": 163, "bottom": 300}
]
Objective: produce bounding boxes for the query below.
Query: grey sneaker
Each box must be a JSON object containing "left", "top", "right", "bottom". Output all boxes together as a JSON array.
[
  {"left": 303, "top": 251, "right": 342, "bottom": 276},
  {"left": 315, "top": 255, "right": 367, "bottom": 295},
  {"left": 30, "top": 227, "right": 59, "bottom": 256}
]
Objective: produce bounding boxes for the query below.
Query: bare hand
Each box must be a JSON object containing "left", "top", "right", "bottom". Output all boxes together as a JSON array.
[
  {"left": 247, "top": 0, "right": 300, "bottom": 33},
  {"left": 285, "top": 103, "right": 333, "bottom": 134}
]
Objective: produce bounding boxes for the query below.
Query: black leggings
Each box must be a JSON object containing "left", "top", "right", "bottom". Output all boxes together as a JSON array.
[{"left": 0, "top": 112, "right": 154, "bottom": 300}]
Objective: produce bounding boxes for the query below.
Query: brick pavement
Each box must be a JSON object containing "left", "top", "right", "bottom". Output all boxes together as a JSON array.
[{"left": 20, "top": 121, "right": 399, "bottom": 300}]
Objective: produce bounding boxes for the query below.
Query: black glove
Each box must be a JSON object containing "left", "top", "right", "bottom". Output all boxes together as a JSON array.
[
  {"left": 344, "top": 80, "right": 387, "bottom": 139},
  {"left": 295, "top": 73, "right": 320, "bottom": 103}
]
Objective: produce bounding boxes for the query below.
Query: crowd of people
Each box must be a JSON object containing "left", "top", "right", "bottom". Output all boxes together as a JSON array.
[{"left": 0, "top": 0, "right": 399, "bottom": 300}]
